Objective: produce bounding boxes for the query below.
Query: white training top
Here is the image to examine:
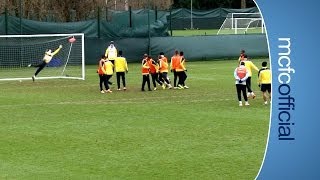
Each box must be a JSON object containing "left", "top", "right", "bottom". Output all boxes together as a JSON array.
[{"left": 106, "top": 45, "right": 117, "bottom": 60}]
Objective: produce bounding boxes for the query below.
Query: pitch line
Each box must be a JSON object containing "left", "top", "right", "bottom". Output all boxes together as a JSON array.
[{"left": 0, "top": 95, "right": 232, "bottom": 108}]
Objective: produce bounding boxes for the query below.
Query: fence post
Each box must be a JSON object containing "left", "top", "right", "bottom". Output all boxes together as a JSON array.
[
  {"left": 19, "top": 0, "right": 22, "bottom": 34},
  {"left": 129, "top": 6, "right": 132, "bottom": 28},
  {"left": 147, "top": 2, "right": 151, "bottom": 55},
  {"left": 169, "top": 8, "right": 172, "bottom": 36},
  {"left": 155, "top": 6, "right": 157, "bottom": 22},
  {"left": 5, "top": 7, "right": 8, "bottom": 35},
  {"left": 105, "top": 7, "right": 108, "bottom": 21},
  {"left": 97, "top": 7, "right": 101, "bottom": 38}
]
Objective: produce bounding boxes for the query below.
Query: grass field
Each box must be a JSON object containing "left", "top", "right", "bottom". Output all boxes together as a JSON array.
[
  {"left": 170, "top": 28, "right": 265, "bottom": 36},
  {"left": 0, "top": 59, "right": 270, "bottom": 179},
  {"left": 171, "top": 29, "right": 219, "bottom": 36}
]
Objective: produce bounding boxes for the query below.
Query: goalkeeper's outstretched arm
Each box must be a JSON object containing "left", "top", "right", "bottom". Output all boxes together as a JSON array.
[{"left": 52, "top": 45, "right": 63, "bottom": 56}]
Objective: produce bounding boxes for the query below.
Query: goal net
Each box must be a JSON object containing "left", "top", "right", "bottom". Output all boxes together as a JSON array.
[
  {"left": 217, "top": 13, "right": 265, "bottom": 35},
  {"left": 0, "top": 33, "right": 85, "bottom": 81}
]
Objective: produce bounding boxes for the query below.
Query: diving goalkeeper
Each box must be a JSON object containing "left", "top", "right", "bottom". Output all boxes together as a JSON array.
[{"left": 29, "top": 45, "right": 62, "bottom": 81}]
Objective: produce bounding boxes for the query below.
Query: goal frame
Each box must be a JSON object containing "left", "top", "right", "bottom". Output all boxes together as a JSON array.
[
  {"left": 217, "top": 13, "right": 265, "bottom": 35},
  {"left": 0, "top": 33, "right": 85, "bottom": 81}
]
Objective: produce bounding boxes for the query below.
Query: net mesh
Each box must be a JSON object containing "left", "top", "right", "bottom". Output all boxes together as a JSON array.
[
  {"left": 0, "top": 34, "right": 84, "bottom": 81},
  {"left": 217, "top": 13, "right": 264, "bottom": 35}
]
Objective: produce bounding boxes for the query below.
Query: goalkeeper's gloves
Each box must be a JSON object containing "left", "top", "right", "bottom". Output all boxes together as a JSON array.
[
  {"left": 258, "top": 84, "right": 261, "bottom": 87},
  {"left": 59, "top": 45, "right": 63, "bottom": 48}
]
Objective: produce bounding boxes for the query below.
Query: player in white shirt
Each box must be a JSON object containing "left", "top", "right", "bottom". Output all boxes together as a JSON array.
[{"left": 105, "top": 41, "right": 117, "bottom": 65}]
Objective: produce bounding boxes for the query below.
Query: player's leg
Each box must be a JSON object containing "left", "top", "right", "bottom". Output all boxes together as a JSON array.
[
  {"left": 151, "top": 73, "right": 157, "bottom": 90},
  {"left": 116, "top": 72, "right": 121, "bottom": 90},
  {"left": 158, "top": 73, "right": 164, "bottom": 83},
  {"left": 159, "top": 73, "right": 165, "bottom": 89},
  {"left": 263, "top": 92, "right": 268, "bottom": 104},
  {"left": 236, "top": 84, "right": 242, "bottom": 106},
  {"left": 173, "top": 70, "right": 178, "bottom": 88},
  {"left": 34, "top": 61, "right": 47, "bottom": 76},
  {"left": 246, "top": 77, "right": 252, "bottom": 91},
  {"left": 162, "top": 72, "right": 172, "bottom": 88},
  {"left": 177, "top": 72, "right": 184, "bottom": 89},
  {"left": 182, "top": 71, "right": 189, "bottom": 88},
  {"left": 242, "top": 84, "right": 249, "bottom": 105},
  {"left": 99, "top": 74, "right": 105, "bottom": 93},
  {"left": 267, "top": 84, "right": 272, "bottom": 103},
  {"left": 261, "top": 84, "right": 267, "bottom": 104},
  {"left": 181, "top": 71, "right": 185, "bottom": 86},
  {"left": 177, "top": 71, "right": 182, "bottom": 88},
  {"left": 146, "top": 74, "right": 151, "bottom": 91},
  {"left": 105, "top": 75, "right": 112, "bottom": 92},
  {"left": 269, "top": 89, "right": 272, "bottom": 101},
  {"left": 103, "top": 75, "right": 110, "bottom": 92},
  {"left": 141, "top": 75, "right": 147, "bottom": 91},
  {"left": 110, "top": 59, "right": 115, "bottom": 71},
  {"left": 28, "top": 61, "right": 42, "bottom": 68},
  {"left": 121, "top": 72, "right": 126, "bottom": 90},
  {"left": 32, "top": 61, "right": 47, "bottom": 81},
  {"left": 154, "top": 73, "right": 163, "bottom": 87},
  {"left": 246, "top": 76, "right": 255, "bottom": 98},
  {"left": 159, "top": 73, "right": 167, "bottom": 89}
]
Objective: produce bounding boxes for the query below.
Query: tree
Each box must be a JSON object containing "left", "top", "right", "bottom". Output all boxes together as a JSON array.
[
  {"left": 173, "top": 0, "right": 255, "bottom": 9},
  {"left": 1, "top": 0, "right": 255, "bottom": 22},
  {"left": 241, "top": 0, "right": 246, "bottom": 8}
]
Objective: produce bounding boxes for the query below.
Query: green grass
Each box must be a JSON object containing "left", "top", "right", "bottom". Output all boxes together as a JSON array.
[
  {"left": 171, "top": 29, "right": 219, "bottom": 36},
  {"left": 170, "top": 28, "right": 265, "bottom": 36},
  {"left": 0, "top": 59, "right": 270, "bottom": 179}
]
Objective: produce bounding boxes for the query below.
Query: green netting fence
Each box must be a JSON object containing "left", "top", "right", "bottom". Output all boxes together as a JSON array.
[
  {"left": 0, "top": 7, "right": 267, "bottom": 64},
  {"left": 0, "top": 7, "right": 259, "bottom": 37}
]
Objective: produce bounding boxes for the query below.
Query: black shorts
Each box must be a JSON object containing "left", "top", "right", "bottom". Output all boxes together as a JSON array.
[
  {"left": 109, "top": 59, "right": 115, "bottom": 64},
  {"left": 261, "top": 84, "right": 271, "bottom": 92}
]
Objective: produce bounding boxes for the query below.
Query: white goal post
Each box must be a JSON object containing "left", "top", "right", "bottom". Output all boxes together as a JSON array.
[
  {"left": 217, "top": 13, "right": 265, "bottom": 35},
  {"left": 0, "top": 33, "right": 85, "bottom": 81}
]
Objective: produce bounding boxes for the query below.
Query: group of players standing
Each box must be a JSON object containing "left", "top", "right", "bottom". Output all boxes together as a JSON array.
[
  {"left": 234, "top": 50, "right": 272, "bottom": 106},
  {"left": 97, "top": 41, "right": 128, "bottom": 93},
  {"left": 98, "top": 41, "right": 189, "bottom": 93},
  {"left": 27, "top": 41, "right": 270, "bottom": 106},
  {"left": 141, "top": 50, "right": 189, "bottom": 91}
]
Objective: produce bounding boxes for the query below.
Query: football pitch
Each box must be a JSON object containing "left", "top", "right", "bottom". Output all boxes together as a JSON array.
[
  {"left": 0, "top": 59, "right": 270, "bottom": 179},
  {"left": 171, "top": 28, "right": 265, "bottom": 36}
]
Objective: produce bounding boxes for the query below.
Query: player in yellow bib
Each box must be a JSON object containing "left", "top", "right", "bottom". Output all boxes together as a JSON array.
[
  {"left": 158, "top": 52, "right": 172, "bottom": 89},
  {"left": 114, "top": 50, "right": 128, "bottom": 91},
  {"left": 243, "top": 55, "right": 259, "bottom": 98},
  {"left": 258, "top": 61, "right": 272, "bottom": 105}
]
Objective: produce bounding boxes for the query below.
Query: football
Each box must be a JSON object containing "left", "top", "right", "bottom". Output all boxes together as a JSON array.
[{"left": 68, "top": 37, "right": 76, "bottom": 43}]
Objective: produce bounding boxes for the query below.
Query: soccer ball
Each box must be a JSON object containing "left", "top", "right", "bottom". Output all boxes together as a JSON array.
[{"left": 68, "top": 37, "right": 76, "bottom": 43}]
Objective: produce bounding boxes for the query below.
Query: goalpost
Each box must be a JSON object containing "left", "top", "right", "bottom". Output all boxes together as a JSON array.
[
  {"left": 217, "top": 13, "right": 265, "bottom": 35},
  {"left": 0, "top": 33, "right": 85, "bottom": 81}
]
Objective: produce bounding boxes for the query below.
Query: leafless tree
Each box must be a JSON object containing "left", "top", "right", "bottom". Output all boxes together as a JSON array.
[
  {"left": 1, "top": 0, "right": 173, "bottom": 22},
  {"left": 241, "top": 0, "right": 246, "bottom": 8}
]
